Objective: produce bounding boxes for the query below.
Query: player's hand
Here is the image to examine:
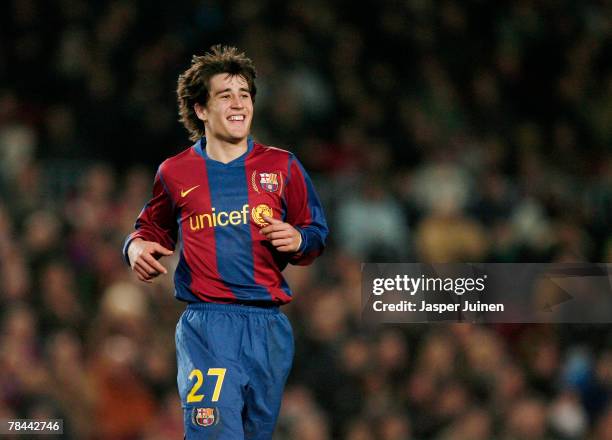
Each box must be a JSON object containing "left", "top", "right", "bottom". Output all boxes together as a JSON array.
[
  {"left": 260, "top": 216, "right": 302, "bottom": 253},
  {"left": 128, "top": 238, "right": 173, "bottom": 283}
]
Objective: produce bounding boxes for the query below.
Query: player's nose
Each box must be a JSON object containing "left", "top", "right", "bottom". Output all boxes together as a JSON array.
[{"left": 230, "top": 94, "right": 243, "bottom": 108}]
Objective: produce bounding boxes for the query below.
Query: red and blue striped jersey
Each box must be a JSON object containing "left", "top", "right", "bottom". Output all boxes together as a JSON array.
[{"left": 123, "top": 137, "right": 328, "bottom": 305}]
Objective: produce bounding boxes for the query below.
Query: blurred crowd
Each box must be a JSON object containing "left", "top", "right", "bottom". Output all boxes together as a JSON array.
[{"left": 0, "top": 0, "right": 611, "bottom": 438}]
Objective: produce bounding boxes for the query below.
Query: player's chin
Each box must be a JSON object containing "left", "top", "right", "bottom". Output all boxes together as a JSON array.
[
  {"left": 226, "top": 123, "right": 250, "bottom": 137},
  {"left": 225, "top": 131, "right": 250, "bottom": 144}
]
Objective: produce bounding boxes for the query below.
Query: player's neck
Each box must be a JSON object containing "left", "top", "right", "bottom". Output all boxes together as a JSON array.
[{"left": 205, "top": 137, "right": 249, "bottom": 164}]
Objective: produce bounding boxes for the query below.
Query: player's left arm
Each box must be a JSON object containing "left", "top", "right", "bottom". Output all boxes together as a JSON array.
[{"left": 260, "top": 154, "right": 328, "bottom": 265}]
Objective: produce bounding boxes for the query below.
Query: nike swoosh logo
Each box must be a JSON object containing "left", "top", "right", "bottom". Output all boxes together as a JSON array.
[{"left": 181, "top": 185, "right": 200, "bottom": 197}]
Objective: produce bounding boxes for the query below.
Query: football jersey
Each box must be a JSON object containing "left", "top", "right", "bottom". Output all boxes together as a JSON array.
[{"left": 123, "top": 137, "right": 328, "bottom": 304}]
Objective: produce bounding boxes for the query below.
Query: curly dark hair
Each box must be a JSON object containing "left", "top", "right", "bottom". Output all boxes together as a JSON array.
[{"left": 177, "top": 44, "right": 257, "bottom": 141}]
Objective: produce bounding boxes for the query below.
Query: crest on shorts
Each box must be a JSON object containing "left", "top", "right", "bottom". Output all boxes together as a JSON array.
[
  {"left": 251, "top": 170, "right": 283, "bottom": 194},
  {"left": 192, "top": 407, "right": 219, "bottom": 427}
]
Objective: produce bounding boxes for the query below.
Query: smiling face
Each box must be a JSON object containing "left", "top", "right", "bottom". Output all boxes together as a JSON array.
[{"left": 194, "top": 73, "right": 254, "bottom": 145}]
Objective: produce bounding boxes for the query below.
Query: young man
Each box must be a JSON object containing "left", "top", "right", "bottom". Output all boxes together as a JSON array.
[{"left": 122, "top": 45, "right": 328, "bottom": 439}]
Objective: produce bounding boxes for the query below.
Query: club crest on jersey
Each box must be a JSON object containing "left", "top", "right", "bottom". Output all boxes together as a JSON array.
[
  {"left": 192, "top": 407, "right": 218, "bottom": 427},
  {"left": 251, "top": 170, "right": 283, "bottom": 194},
  {"left": 251, "top": 204, "right": 274, "bottom": 227}
]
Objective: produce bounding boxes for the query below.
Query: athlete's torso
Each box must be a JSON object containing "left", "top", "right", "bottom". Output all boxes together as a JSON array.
[{"left": 160, "top": 138, "right": 295, "bottom": 304}]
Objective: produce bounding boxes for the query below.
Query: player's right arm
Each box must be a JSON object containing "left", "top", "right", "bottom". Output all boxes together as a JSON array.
[
  {"left": 127, "top": 238, "right": 173, "bottom": 283},
  {"left": 123, "top": 166, "right": 177, "bottom": 283}
]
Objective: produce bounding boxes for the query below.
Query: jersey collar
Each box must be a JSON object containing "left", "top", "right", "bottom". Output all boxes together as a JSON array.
[{"left": 194, "top": 136, "right": 254, "bottom": 167}]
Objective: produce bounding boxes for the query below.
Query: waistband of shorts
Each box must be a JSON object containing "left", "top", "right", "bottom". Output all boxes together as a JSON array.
[{"left": 187, "top": 301, "right": 280, "bottom": 314}]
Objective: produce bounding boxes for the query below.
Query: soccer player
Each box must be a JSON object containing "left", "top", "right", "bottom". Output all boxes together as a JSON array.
[{"left": 122, "top": 45, "right": 327, "bottom": 439}]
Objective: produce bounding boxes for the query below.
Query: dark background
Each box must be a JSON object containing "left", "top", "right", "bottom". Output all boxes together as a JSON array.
[{"left": 0, "top": 0, "right": 610, "bottom": 438}]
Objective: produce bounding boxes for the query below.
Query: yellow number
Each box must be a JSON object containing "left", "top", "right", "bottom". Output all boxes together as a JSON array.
[
  {"left": 186, "top": 368, "right": 227, "bottom": 403},
  {"left": 207, "top": 368, "right": 226, "bottom": 402},
  {"left": 187, "top": 369, "right": 204, "bottom": 403}
]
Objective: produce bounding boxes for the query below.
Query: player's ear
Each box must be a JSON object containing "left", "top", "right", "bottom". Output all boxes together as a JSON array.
[{"left": 194, "top": 103, "right": 207, "bottom": 122}]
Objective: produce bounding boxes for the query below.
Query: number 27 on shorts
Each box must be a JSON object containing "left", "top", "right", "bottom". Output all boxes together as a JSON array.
[{"left": 187, "top": 368, "right": 226, "bottom": 403}]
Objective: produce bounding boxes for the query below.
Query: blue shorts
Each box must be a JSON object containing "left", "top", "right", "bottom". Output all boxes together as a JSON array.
[{"left": 176, "top": 302, "right": 294, "bottom": 439}]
